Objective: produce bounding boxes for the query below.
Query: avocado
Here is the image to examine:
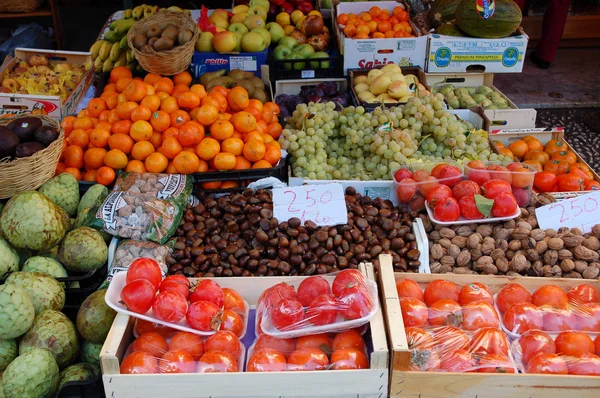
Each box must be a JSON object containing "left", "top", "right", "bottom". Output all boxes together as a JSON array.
[
  {"left": 33, "top": 126, "right": 60, "bottom": 146},
  {"left": 7, "top": 117, "right": 42, "bottom": 142},
  {"left": 15, "top": 142, "right": 45, "bottom": 158},
  {"left": 0, "top": 126, "right": 20, "bottom": 159}
]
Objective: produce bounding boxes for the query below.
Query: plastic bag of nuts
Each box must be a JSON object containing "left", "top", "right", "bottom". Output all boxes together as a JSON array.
[{"left": 114, "top": 172, "right": 193, "bottom": 205}]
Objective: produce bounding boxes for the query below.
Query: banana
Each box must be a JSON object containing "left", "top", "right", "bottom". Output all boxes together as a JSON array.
[
  {"left": 94, "top": 56, "right": 104, "bottom": 70},
  {"left": 126, "top": 48, "right": 134, "bottom": 63},
  {"left": 132, "top": 5, "right": 144, "bottom": 20},
  {"left": 122, "top": 9, "right": 133, "bottom": 19},
  {"left": 109, "top": 42, "right": 122, "bottom": 62},
  {"left": 89, "top": 40, "right": 104, "bottom": 59},
  {"left": 103, "top": 30, "right": 125, "bottom": 43},
  {"left": 143, "top": 5, "right": 158, "bottom": 19},
  {"left": 119, "top": 35, "right": 128, "bottom": 49},
  {"left": 114, "top": 52, "right": 128, "bottom": 67},
  {"left": 98, "top": 41, "right": 112, "bottom": 61},
  {"left": 110, "top": 19, "right": 135, "bottom": 35},
  {"left": 102, "top": 58, "right": 114, "bottom": 73}
]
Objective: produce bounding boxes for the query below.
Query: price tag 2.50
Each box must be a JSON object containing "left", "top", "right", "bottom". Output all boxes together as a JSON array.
[
  {"left": 536, "top": 191, "right": 600, "bottom": 233},
  {"left": 273, "top": 183, "right": 348, "bottom": 227}
]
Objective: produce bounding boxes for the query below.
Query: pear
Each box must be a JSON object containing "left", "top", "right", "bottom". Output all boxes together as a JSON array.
[
  {"left": 466, "top": 86, "right": 477, "bottom": 96},
  {"left": 380, "top": 63, "right": 401, "bottom": 75},
  {"left": 357, "top": 91, "right": 376, "bottom": 102},
  {"left": 447, "top": 97, "right": 460, "bottom": 109},
  {"left": 387, "top": 73, "right": 405, "bottom": 83},
  {"left": 480, "top": 98, "right": 493, "bottom": 108},
  {"left": 353, "top": 83, "right": 370, "bottom": 94},
  {"left": 375, "top": 93, "right": 395, "bottom": 103},
  {"left": 455, "top": 88, "right": 469, "bottom": 97},
  {"left": 472, "top": 94, "right": 487, "bottom": 103},
  {"left": 477, "top": 85, "right": 493, "bottom": 96},
  {"left": 438, "top": 84, "right": 454, "bottom": 96},
  {"left": 366, "top": 69, "right": 383, "bottom": 86},
  {"left": 370, "top": 75, "right": 392, "bottom": 95}
]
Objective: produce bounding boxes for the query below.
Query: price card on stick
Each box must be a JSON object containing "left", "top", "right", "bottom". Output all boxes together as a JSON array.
[
  {"left": 536, "top": 191, "right": 600, "bottom": 233},
  {"left": 273, "top": 183, "right": 348, "bottom": 226}
]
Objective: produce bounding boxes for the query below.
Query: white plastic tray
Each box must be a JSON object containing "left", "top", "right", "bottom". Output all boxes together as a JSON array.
[
  {"left": 106, "top": 272, "right": 250, "bottom": 337},
  {"left": 425, "top": 201, "right": 521, "bottom": 225}
]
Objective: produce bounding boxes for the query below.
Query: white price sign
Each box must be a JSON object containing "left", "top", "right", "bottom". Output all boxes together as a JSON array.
[
  {"left": 273, "top": 183, "right": 348, "bottom": 226},
  {"left": 536, "top": 191, "right": 600, "bottom": 233}
]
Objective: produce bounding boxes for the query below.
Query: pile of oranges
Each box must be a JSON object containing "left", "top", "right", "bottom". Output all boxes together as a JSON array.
[
  {"left": 57, "top": 66, "right": 282, "bottom": 188},
  {"left": 336, "top": 6, "right": 415, "bottom": 39}
]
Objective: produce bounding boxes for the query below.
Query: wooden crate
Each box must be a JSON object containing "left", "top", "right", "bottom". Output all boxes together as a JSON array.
[
  {"left": 377, "top": 253, "right": 600, "bottom": 397},
  {"left": 101, "top": 263, "right": 389, "bottom": 398}
]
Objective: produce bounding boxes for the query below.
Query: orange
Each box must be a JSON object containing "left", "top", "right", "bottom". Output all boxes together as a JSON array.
[
  {"left": 141, "top": 94, "right": 161, "bottom": 112},
  {"left": 210, "top": 92, "right": 228, "bottom": 113},
  {"left": 145, "top": 83, "right": 155, "bottom": 96},
  {"left": 110, "top": 66, "right": 132, "bottom": 83},
  {"left": 108, "top": 133, "right": 134, "bottom": 154},
  {"left": 218, "top": 113, "right": 232, "bottom": 121},
  {"left": 367, "top": 20, "right": 378, "bottom": 33},
  {"left": 201, "top": 95, "right": 221, "bottom": 109},
  {"left": 156, "top": 91, "right": 170, "bottom": 101},
  {"left": 178, "top": 122, "right": 205, "bottom": 146},
  {"left": 131, "top": 105, "right": 152, "bottom": 121},
  {"left": 68, "top": 129, "right": 89, "bottom": 148},
  {"left": 131, "top": 141, "right": 155, "bottom": 161},
  {"left": 162, "top": 127, "right": 179, "bottom": 140},
  {"left": 209, "top": 119, "right": 234, "bottom": 141},
  {"left": 384, "top": 30, "right": 394, "bottom": 38},
  {"left": 263, "top": 145, "right": 281, "bottom": 166},
  {"left": 102, "top": 92, "right": 119, "bottom": 111},
  {"left": 160, "top": 96, "right": 179, "bottom": 114},
  {"left": 255, "top": 119, "right": 267, "bottom": 134},
  {"left": 73, "top": 117, "right": 93, "bottom": 130},
  {"left": 64, "top": 145, "right": 84, "bottom": 169},
  {"left": 116, "top": 77, "right": 132, "bottom": 93},
  {"left": 337, "top": 13, "right": 349, "bottom": 25},
  {"left": 221, "top": 181, "right": 239, "bottom": 189},
  {"left": 247, "top": 99, "right": 263, "bottom": 113},
  {"left": 124, "top": 80, "right": 147, "bottom": 102},
  {"left": 56, "top": 162, "right": 66, "bottom": 175},
  {"left": 192, "top": 103, "right": 217, "bottom": 127},
  {"left": 221, "top": 137, "right": 244, "bottom": 156},
  {"left": 231, "top": 111, "right": 256, "bottom": 134},
  {"left": 172, "top": 151, "right": 200, "bottom": 174},
  {"left": 525, "top": 137, "right": 544, "bottom": 152},
  {"left": 150, "top": 132, "right": 162, "bottom": 149},
  {"left": 96, "top": 166, "right": 116, "bottom": 185},
  {"left": 83, "top": 169, "right": 97, "bottom": 182},
  {"left": 177, "top": 92, "right": 200, "bottom": 110},
  {"left": 87, "top": 98, "right": 107, "bottom": 118},
  {"left": 116, "top": 101, "right": 138, "bottom": 120},
  {"left": 150, "top": 110, "right": 171, "bottom": 133},
  {"left": 111, "top": 119, "right": 133, "bottom": 135},
  {"left": 253, "top": 160, "right": 272, "bottom": 169},
  {"left": 107, "top": 109, "right": 121, "bottom": 123},
  {"left": 244, "top": 106, "right": 262, "bottom": 123},
  {"left": 130, "top": 120, "right": 153, "bottom": 141},
  {"left": 369, "top": 6, "right": 381, "bottom": 18},
  {"left": 172, "top": 84, "right": 190, "bottom": 97},
  {"left": 266, "top": 122, "right": 282, "bottom": 139},
  {"left": 209, "top": 85, "right": 229, "bottom": 98},
  {"left": 227, "top": 86, "right": 250, "bottom": 112},
  {"left": 196, "top": 159, "right": 209, "bottom": 173},
  {"left": 196, "top": 137, "right": 221, "bottom": 161},
  {"left": 104, "top": 149, "right": 128, "bottom": 169},
  {"left": 61, "top": 116, "right": 76, "bottom": 136},
  {"left": 98, "top": 110, "right": 110, "bottom": 121},
  {"left": 117, "top": 93, "right": 128, "bottom": 103},
  {"left": 126, "top": 159, "right": 147, "bottom": 173},
  {"left": 508, "top": 139, "right": 529, "bottom": 160},
  {"left": 161, "top": 136, "right": 183, "bottom": 159},
  {"left": 234, "top": 156, "right": 251, "bottom": 170},
  {"left": 356, "top": 24, "right": 369, "bottom": 36},
  {"left": 145, "top": 152, "right": 168, "bottom": 173},
  {"left": 84, "top": 147, "right": 107, "bottom": 170},
  {"left": 154, "top": 77, "right": 174, "bottom": 95},
  {"left": 165, "top": 161, "right": 177, "bottom": 174},
  {"left": 261, "top": 134, "right": 273, "bottom": 144},
  {"left": 144, "top": 73, "right": 162, "bottom": 86},
  {"left": 266, "top": 140, "right": 281, "bottom": 151},
  {"left": 64, "top": 167, "right": 82, "bottom": 180},
  {"left": 190, "top": 84, "right": 207, "bottom": 100},
  {"left": 189, "top": 107, "right": 201, "bottom": 121},
  {"left": 202, "top": 181, "right": 222, "bottom": 189},
  {"left": 170, "top": 110, "right": 190, "bottom": 129},
  {"left": 499, "top": 147, "right": 515, "bottom": 160},
  {"left": 378, "top": 20, "right": 391, "bottom": 33},
  {"left": 173, "top": 71, "right": 192, "bottom": 87},
  {"left": 243, "top": 139, "right": 266, "bottom": 162},
  {"left": 213, "top": 152, "right": 236, "bottom": 171},
  {"left": 103, "top": 83, "right": 117, "bottom": 93},
  {"left": 243, "top": 131, "right": 264, "bottom": 143}
]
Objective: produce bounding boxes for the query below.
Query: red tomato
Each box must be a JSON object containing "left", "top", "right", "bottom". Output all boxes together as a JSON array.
[
  {"left": 287, "top": 347, "right": 330, "bottom": 371},
  {"left": 223, "top": 288, "right": 245, "bottom": 313},
  {"left": 577, "top": 303, "right": 600, "bottom": 332},
  {"left": 169, "top": 332, "right": 204, "bottom": 360},
  {"left": 452, "top": 180, "right": 481, "bottom": 202},
  {"left": 120, "top": 279, "right": 156, "bottom": 314},
  {"left": 423, "top": 280, "right": 459, "bottom": 307},
  {"left": 503, "top": 302, "right": 543, "bottom": 334},
  {"left": 393, "top": 168, "right": 412, "bottom": 181},
  {"left": 332, "top": 329, "right": 366, "bottom": 352},
  {"left": 247, "top": 348, "right": 287, "bottom": 372},
  {"left": 427, "top": 299, "right": 461, "bottom": 327},
  {"left": 426, "top": 184, "right": 453, "bottom": 208},
  {"left": 332, "top": 269, "right": 366, "bottom": 297},
  {"left": 566, "top": 352, "right": 600, "bottom": 376},
  {"left": 476, "top": 353, "right": 515, "bottom": 373},
  {"left": 462, "top": 301, "right": 500, "bottom": 331},
  {"left": 496, "top": 283, "right": 532, "bottom": 314},
  {"left": 491, "top": 192, "right": 518, "bottom": 217},
  {"left": 526, "top": 353, "right": 568, "bottom": 374},
  {"left": 158, "top": 279, "right": 189, "bottom": 299},
  {"left": 431, "top": 326, "right": 470, "bottom": 352},
  {"left": 396, "top": 178, "right": 418, "bottom": 203},
  {"left": 458, "top": 282, "right": 494, "bottom": 306},
  {"left": 152, "top": 290, "right": 188, "bottom": 323},
  {"left": 395, "top": 279, "right": 424, "bottom": 301},
  {"left": 338, "top": 283, "right": 374, "bottom": 320},
  {"left": 269, "top": 298, "right": 306, "bottom": 330},
  {"left": 412, "top": 169, "right": 430, "bottom": 182},
  {"left": 196, "top": 350, "right": 238, "bottom": 373},
  {"left": 296, "top": 334, "right": 332, "bottom": 355},
  {"left": 400, "top": 297, "right": 428, "bottom": 327},
  {"left": 160, "top": 350, "right": 196, "bottom": 373},
  {"left": 542, "top": 308, "right": 578, "bottom": 331},
  {"left": 438, "top": 165, "right": 462, "bottom": 187},
  {"left": 482, "top": 179, "right": 512, "bottom": 200},
  {"left": 557, "top": 173, "right": 584, "bottom": 192},
  {"left": 405, "top": 327, "right": 434, "bottom": 349},
  {"left": 306, "top": 293, "right": 339, "bottom": 326},
  {"left": 220, "top": 309, "right": 244, "bottom": 337},
  {"left": 469, "top": 327, "right": 509, "bottom": 356},
  {"left": 555, "top": 331, "right": 595, "bottom": 356},
  {"left": 532, "top": 285, "right": 569, "bottom": 309},
  {"left": 433, "top": 197, "right": 460, "bottom": 222},
  {"left": 459, "top": 195, "right": 484, "bottom": 220},
  {"left": 126, "top": 258, "right": 162, "bottom": 289},
  {"left": 567, "top": 284, "right": 599, "bottom": 304},
  {"left": 120, "top": 351, "right": 158, "bottom": 374},
  {"left": 254, "top": 335, "right": 295, "bottom": 357},
  {"left": 297, "top": 276, "right": 331, "bottom": 307},
  {"left": 205, "top": 330, "right": 242, "bottom": 358},
  {"left": 186, "top": 300, "right": 221, "bottom": 332},
  {"left": 518, "top": 330, "right": 556, "bottom": 365},
  {"left": 190, "top": 279, "right": 224, "bottom": 308},
  {"left": 439, "top": 349, "right": 477, "bottom": 372},
  {"left": 534, "top": 171, "right": 558, "bottom": 192},
  {"left": 130, "top": 332, "right": 168, "bottom": 358},
  {"left": 409, "top": 349, "right": 441, "bottom": 371}
]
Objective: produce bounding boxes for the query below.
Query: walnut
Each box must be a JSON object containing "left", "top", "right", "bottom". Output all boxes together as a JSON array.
[
  {"left": 508, "top": 240, "right": 522, "bottom": 251},
  {"left": 592, "top": 224, "right": 600, "bottom": 239},
  {"left": 453, "top": 267, "right": 475, "bottom": 274},
  {"left": 506, "top": 250, "right": 516, "bottom": 260},
  {"left": 575, "top": 260, "right": 589, "bottom": 274},
  {"left": 496, "top": 239, "right": 509, "bottom": 252},
  {"left": 526, "top": 215, "right": 538, "bottom": 229},
  {"left": 490, "top": 248, "right": 505, "bottom": 261},
  {"left": 476, "top": 225, "right": 493, "bottom": 238},
  {"left": 520, "top": 208, "right": 530, "bottom": 218},
  {"left": 532, "top": 261, "right": 544, "bottom": 276},
  {"left": 440, "top": 255, "right": 455, "bottom": 267},
  {"left": 582, "top": 265, "right": 600, "bottom": 279},
  {"left": 482, "top": 263, "right": 498, "bottom": 275},
  {"left": 558, "top": 227, "right": 571, "bottom": 235},
  {"left": 545, "top": 228, "right": 556, "bottom": 238},
  {"left": 496, "top": 257, "right": 509, "bottom": 273},
  {"left": 543, "top": 265, "right": 562, "bottom": 277},
  {"left": 439, "top": 228, "right": 455, "bottom": 239},
  {"left": 557, "top": 249, "right": 573, "bottom": 261},
  {"left": 535, "top": 193, "right": 556, "bottom": 207},
  {"left": 510, "top": 253, "right": 530, "bottom": 273},
  {"left": 429, "top": 231, "right": 441, "bottom": 241},
  {"left": 470, "top": 248, "right": 483, "bottom": 261},
  {"left": 430, "top": 261, "right": 452, "bottom": 274},
  {"left": 448, "top": 244, "right": 461, "bottom": 259},
  {"left": 522, "top": 237, "right": 537, "bottom": 250},
  {"left": 511, "top": 228, "right": 530, "bottom": 240},
  {"left": 572, "top": 228, "right": 584, "bottom": 236},
  {"left": 474, "top": 256, "right": 494, "bottom": 272},
  {"left": 504, "top": 220, "right": 516, "bottom": 229},
  {"left": 456, "top": 226, "right": 473, "bottom": 237},
  {"left": 430, "top": 244, "right": 445, "bottom": 260},
  {"left": 456, "top": 251, "right": 471, "bottom": 267},
  {"left": 574, "top": 246, "right": 599, "bottom": 262},
  {"left": 468, "top": 234, "right": 483, "bottom": 250},
  {"left": 560, "top": 259, "right": 575, "bottom": 273},
  {"left": 563, "top": 271, "right": 583, "bottom": 279},
  {"left": 493, "top": 228, "right": 511, "bottom": 241},
  {"left": 535, "top": 240, "right": 549, "bottom": 255},
  {"left": 451, "top": 236, "right": 467, "bottom": 249},
  {"left": 548, "top": 238, "right": 564, "bottom": 250},
  {"left": 480, "top": 240, "right": 494, "bottom": 255},
  {"left": 583, "top": 237, "right": 600, "bottom": 251},
  {"left": 438, "top": 238, "right": 452, "bottom": 249},
  {"left": 526, "top": 249, "right": 539, "bottom": 262},
  {"left": 530, "top": 229, "right": 546, "bottom": 241},
  {"left": 517, "top": 221, "right": 533, "bottom": 231},
  {"left": 543, "top": 250, "right": 559, "bottom": 266},
  {"left": 419, "top": 215, "right": 433, "bottom": 231},
  {"left": 563, "top": 233, "right": 585, "bottom": 248}
]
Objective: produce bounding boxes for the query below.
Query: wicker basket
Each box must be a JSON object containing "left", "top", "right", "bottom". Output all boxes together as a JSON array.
[
  {"left": 0, "top": 115, "right": 63, "bottom": 199},
  {"left": 0, "top": 0, "right": 43, "bottom": 12},
  {"left": 128, "top": 10, "right": 199, "bottom": 76}
]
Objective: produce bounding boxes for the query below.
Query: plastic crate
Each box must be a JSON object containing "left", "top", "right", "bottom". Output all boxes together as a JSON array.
[
  {"left": 58, "top": 265, "right": 108, "bottom": 304},
  {"left": 268, "top": 39, "right": 343, "bottom": 82},
  {"left": 58, "top": 374, "right": 104, "bottom": 398}
]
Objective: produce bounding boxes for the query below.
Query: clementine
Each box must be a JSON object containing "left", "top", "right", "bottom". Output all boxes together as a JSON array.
[
  {"left": 221, "top": 137, "right": 244, "bottom": 156},
  {"left": 104, "top": 149, "right": 128, "bottom": 169},
  {"left": 231, "top": 111, "right": 256, "bottom": 134},
  {"left": 243, "top": 139, "right": 266, "bottom": 162},
  {"left": 196, "top": 137, "right": 221, "bottom": 161},
  {"left": 126, "top": 159, "right": 147, "bottom": 173},
  {"left": 130, "top": 120, "right": 153, "bottom": 141},
  {"left": 178, "top": 122, "right": 205, "bottom": 147},
  {"left": 84, "top": 147, "right": 107, "bottom": 170},
  {"left": 213, "top": 152, "right": 236, "bottom": 171},
  {"left": 96, "top": 166, "right": 116, "bottom": 185},
  {"left": 173, "top": 151, "right": 201, "bottom": 174},
  {"left": 161, "top": 136, "right": 183, "bottom": 159},
  {"left": 131, "top": 141, "right": 155, "bottom": 161},
  {"left": 227, "top": 86, "right": 250, "bottom": 112},
  {"left": 145, "top": 152, "right": 169, "bottom": 173}
]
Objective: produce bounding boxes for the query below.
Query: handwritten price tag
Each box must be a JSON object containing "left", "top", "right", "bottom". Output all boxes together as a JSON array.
[
  {"left": 273, "top": 183, "right": 348, "bottom": 227},
  {"left": 536, "top": 191, "right": 600, "bottom": 233}
]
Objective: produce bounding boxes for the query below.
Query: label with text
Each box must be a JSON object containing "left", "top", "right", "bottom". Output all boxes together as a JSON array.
[
  {"left": 273, "top": 183, "right": 347, "bottom": 226},
  {"left": 536, "top": 191, "right": 600, "bottom": 233}
]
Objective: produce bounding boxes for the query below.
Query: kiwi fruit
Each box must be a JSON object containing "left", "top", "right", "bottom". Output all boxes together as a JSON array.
[
  {"left": 15, "top": 142, "right": 45, "bottom": 158},
  {"left": 228, "top": 69, "right": 246, "bottom": 81},
  {"left": 249, "top": 77, "right": 265, "bottom": 90},
  {"left": 148, "top": 37, "right": 159, "bottom": 47},
  {"left": 33, "top": 125, "right": 59, "bottom": 146},
  {"left": 7, "top": 116, "right": 42, "bottom": 142},
  {"left": 153, "top": 37, "right": 174, "bottom": 52},
  {"left": 251, "top": 89, "right": 268, "bottom": 103},
  {"left": 178, "top": 29, "right": 193, "bottom": 45},
  {"left": 132, "top": 33, "right": 147, "bottom": 50},
  {"left": 0, "top": 126, "right": 19, "bottom": 158},
  {"left": 236, "top": 80, "right": 255, "bottom": 96},
  {"left": 146, "top": 24, "right": 162, "bottom": 38},
  {"left": 161, "top": 25, "right": 179, "bottom": 41},
  {"left": 242, "top": 71, "right": 255, "bottom": 80}
]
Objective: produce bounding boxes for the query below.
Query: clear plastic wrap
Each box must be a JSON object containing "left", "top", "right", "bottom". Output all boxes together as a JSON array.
[
  {"left": 113, "top": 172, "right": 193, "bottom": 206},
  {"left": 119, "top": 330, "right": 245, "bottom": 374},
  {"left": 464, "top": 161, "right": 536, "bottom": 207},
  {"left": 496, "top": 283, "right": 600, "bottom": 337},
  {"left": 254, "top": 270, "right": 378, "bottom": 339},
  {"left": 512, "top": 329, "right": 600, "bottom": 376},
  {"left": 246, "top": 329, "right": 369, "bottom": 372}
]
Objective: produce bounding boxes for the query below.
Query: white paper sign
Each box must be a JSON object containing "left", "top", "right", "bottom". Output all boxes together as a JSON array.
[
  {"left": 273, "top": 183, "right": 348, "bottom": 226},
  {"left": 536, "top": 191, "right": 600, "bottom": 233}
]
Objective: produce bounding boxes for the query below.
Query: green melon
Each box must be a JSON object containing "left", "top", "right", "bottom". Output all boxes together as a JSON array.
[
  {"left": 435, "top": 22, "right": 466, "bottom": 36},
  {"left": 455, "top": 0, "right": 522, "bottom": 38},
  {"left": 429, "top": 0, "right": 462, "bottom": 27}
]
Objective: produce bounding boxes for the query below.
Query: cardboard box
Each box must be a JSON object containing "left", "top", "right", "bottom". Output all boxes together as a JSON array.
[
  {"left": 426, "top": 28, "right": 529, "bottom": 73},
  {"left": 0, "top": 48, "right": 94, "bottom": 119},
  {"left": 191, "top": 49, "right": 268, "bottom": 78},
  {"left": 334, "top": 1, "right": 427, "bottom": 74},
  {"left": 274, "top": 77, "right": 347, "bottom": 98},
  {"left": 425, "top": 72, "right": 537, "bottom": 130}
]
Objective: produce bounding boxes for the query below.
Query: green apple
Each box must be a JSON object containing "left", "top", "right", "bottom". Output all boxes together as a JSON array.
[
  {"left": 244, "top": 15, "right": 265, "bottom": 30},
  {"left": 249, "top": 0, "right": 270, "bottom": 12},
  {"left": 229, "top": 22, "right": 249, "bottom": 35},
  {"left": 265, "top": 22, "right": 285, "bottom": 44},
  {"left": 309, "top": 51, "right": 330, "bottom": 69},
  {"left": 232, "top": 4, "right": 248, "bottom": 15},
  {"left": 234, "top": 32, "right": 244, "bottom": 52},
  {"left": 293, "top": 43, "right": 315, "bottom": 59},
  {"left": 278, "top": 36, "right": 298, "bottom": 49},
  {"left": 230, "top": 13, "right": 247, "bottom": 24},
  {"left": 247, "top": 5, "right": 268, "bottom": 21},
  {"left": 284, "top": 52, "right": 305, "bottom": 71},
  {"left": 213, "top": 31, "right": 237, "bottom": 53},
  {"left": 241, "top": 31, "right": 266, "bottom": 52},
  {"left": 273, "top": 44, "right": 293, "bottom": 61},
  {"left": 251, "top": 28, "right": 271, "bottom": 47},
  {"left": 195, "top": 31, "right": 214, "bottom": 52}
]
